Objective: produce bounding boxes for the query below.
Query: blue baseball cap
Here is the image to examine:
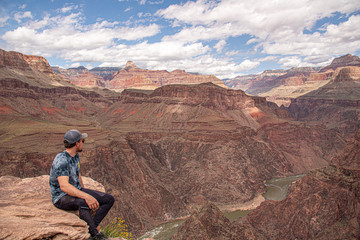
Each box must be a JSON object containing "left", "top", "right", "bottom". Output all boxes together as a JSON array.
[{"left": 64, "top": 129, "right": 88, "bottom": 144}]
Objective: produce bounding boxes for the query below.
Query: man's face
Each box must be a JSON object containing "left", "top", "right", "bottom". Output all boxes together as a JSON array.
[{"left": 76, "top": 139, "right": 84, "bottom": 152}]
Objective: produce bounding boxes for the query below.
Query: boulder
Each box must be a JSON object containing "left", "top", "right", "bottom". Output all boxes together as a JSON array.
[{"left": 0, "top": 175, "right": 105, "bottom": 240}]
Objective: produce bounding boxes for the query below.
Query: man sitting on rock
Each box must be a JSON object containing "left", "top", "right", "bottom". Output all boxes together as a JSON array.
[{"left": 49, "top": 129, "right": 115, "bottom": 240}]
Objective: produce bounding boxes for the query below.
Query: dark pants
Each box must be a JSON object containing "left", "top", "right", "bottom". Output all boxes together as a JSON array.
[{"left": 54, "top": 189, "right": 115, "bottom": 236}]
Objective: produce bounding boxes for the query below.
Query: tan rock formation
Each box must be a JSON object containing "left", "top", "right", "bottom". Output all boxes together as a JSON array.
[
  {"left": 107, "top": 62, "right": 226, "bottom": 91},
  {"left": 0, "top": 175, "right": 105, "bottom": 240},
  {"left": 53, "top": 66, "right": 106, "bottom": 88},
  {"left": 225, "top": 54, "right": 360, "bottom": 107},
  {"left": 288, "top": 66, "right": 360, "bottom": 139}
]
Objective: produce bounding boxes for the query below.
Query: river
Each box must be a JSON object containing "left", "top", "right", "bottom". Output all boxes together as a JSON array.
[{"left": 137, "top": 174, "right": 305, "bottom": 240}]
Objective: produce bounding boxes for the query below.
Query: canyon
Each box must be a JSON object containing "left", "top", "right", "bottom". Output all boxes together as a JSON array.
[
  {"left": 224, "top": 54, "right": 360, "bottom": 107},
  {"left": 0, "top": 48, "right": 359, "bottom": 239},
  {"left": 172, "top": 131, "right": 360, "bottom": 239},
  {"left": 52, "top": 60, "right": 226, "bottom": 91}
]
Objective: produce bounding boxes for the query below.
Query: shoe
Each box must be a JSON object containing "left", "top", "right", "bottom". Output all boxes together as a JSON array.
[{"left": 87, "top": 232, "right": 108, "bottom": 240}]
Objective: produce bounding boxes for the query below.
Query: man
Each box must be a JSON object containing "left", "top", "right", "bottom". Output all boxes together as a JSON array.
[{"left": 49, "top": 129, "right": 114, "bottom": 240}]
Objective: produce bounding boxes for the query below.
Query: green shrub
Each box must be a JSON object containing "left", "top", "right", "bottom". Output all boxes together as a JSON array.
[{"left": 101, "top": 217, "right": 134, "bottom": 239}]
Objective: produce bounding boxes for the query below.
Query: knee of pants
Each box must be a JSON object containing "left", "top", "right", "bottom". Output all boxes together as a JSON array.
[{"left": 107, "top": 194, "right": 115, "bottom": 206}]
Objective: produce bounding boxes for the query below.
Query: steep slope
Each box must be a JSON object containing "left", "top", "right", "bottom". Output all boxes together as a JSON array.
[
  {"left": 172, "top": 165, "right": 360, "bottom": 240},
  {"left": 288, "top": 66, "right": 360, "bottom": 139},
  {"left": 172, "top": 130, "right": 360, "bottom": 240},
  {"left": 225, "top": 54, "right": 360, "bottom": 107},
  {"left": 223, "top": 69, "right": 287, "bottom": 91},
  {"left": 331, "top": 130, "right": 360, "bottom": 169},
  {"left": 52, "top": 66, "right": 106, "bottom": 88},
  {"left": 0, "top": 49, "right": 349, "bottom": 237},
  {"left": 320, "top": 54, "right": 360, "bottom": 72},
  {"left": 89, "top": 67, "right": 122, "bottom": 80}
]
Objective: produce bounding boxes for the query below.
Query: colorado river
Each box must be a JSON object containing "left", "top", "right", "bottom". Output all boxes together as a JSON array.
[
  {"left": 263, "top": 174, "right": 306, "bottom": 201},
  {"left": 137, "top": 173, "right": 306, "bottom": 240}
]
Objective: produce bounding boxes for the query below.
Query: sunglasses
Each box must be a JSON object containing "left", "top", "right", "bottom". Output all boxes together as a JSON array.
[{"left": 81, "top": 139, "right": 85, "bottom": 143}]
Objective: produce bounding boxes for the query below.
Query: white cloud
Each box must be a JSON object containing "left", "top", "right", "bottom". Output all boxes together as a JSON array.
[
  {"left": 157, "top": 0, "right": 360, "bottom": 66},
  {"left": 262, "top": 15, "right": 360, "bottom": 58},
  {"left": 14, "top": 11, "right": 33, "bottom": 23},
  {"left": 0, "top": 16, "right": 9, "bottom": 27},
  {"left": 214, "top": 40, "right": 226, "bottom": 53},
  {"left": 60, "top": 5, "right": 79, "bottom": 13},
  {"left": 278, "top": 56, "right": 303, "bottom": 68},
  {"left": 2, "top": 12, "right": 160, "bottom": 55},
  {"left": 69, "top": 62, "right": 81, "bottom": 68}
]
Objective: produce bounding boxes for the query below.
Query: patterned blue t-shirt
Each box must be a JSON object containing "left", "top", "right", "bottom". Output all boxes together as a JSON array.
[{"left": 49, "top": 150, "right": 82, "bottom": 204}]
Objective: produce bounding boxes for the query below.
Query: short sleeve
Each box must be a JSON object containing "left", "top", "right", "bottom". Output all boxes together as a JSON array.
[{"left": 52, "top": 155, "right": 70, "bottom": 177}]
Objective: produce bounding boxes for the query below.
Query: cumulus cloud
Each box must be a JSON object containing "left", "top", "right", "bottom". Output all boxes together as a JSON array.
[
  {"left": 157, "top": 0, "right": 360, "bottom": 67},
  {"left": 262, "top": 15, "right": 360, "bottom": 57},
  {"left": 2, "top": 12, "right": 160, "bottom": 56}
]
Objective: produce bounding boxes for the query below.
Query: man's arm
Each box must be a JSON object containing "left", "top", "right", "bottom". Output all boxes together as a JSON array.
[
  {"left": 79, "top": 173, "right": 85, "bottom": 188},
  {"left": 58, "top": 176, "right": 99, "bottom": 210}
]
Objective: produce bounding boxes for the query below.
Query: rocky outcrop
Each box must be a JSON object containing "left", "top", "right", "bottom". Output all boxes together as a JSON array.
[
  {"left": 320, "top": 54, "right": 360, "bottom": 72},
  {"left": 288, "top": 66, "right": 360, "bottom": 139},
  {"left": 51, "top": 60, "right": 226, "bottom": 91},
  {"left": 331, "top": 130, "right": 360, "bottom": 169},
  {"left": 223, "top": 70, "right": 287, "bottom": 91},
  {"left": 0, "top": 49, "right": 74, "bottom": 88},
  {"left": 52, "top": 66, "right": 106, "bottom": 88},
  {"left": 236, "top": 166, "right": 360, "bottom": 240},
  {"left": 172, "top": 166, "right": 360, "bottom": 240},
  {"left": 107, "top": 61, "right": 226, "bottom": 91},
  {"left": 90, "top": 67, "right": 122, "bottom": 80},
  {"left": 0, "top": 175, "right": 106, "bottom": 240},
  {"left": 172, "top": 203, "right": 233, "bottom": 240},
  {"left": 225, "top": 54, "right": 360, "bottom": 107}
]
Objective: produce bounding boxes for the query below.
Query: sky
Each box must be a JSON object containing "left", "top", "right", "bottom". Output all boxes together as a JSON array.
[{"left": 0, "top": 0, "right": 359, "bottom": 79}]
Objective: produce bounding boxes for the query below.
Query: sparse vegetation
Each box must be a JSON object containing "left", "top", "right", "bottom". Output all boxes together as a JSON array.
[{"left": 101, "top": 217, "right": 134, "bottom": 240}]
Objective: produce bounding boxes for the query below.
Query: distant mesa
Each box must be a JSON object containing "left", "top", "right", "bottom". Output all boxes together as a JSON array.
[
  {"left": 320, "top": 54, "right": 360, "bottom": 72},
  {"left": 50, "top": 59, "right": 227, "bottom": 91},
  {"left": 224, "top": 53, "right": 360, "bottom": 107}
]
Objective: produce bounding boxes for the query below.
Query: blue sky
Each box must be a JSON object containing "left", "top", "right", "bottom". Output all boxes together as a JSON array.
[{"left": 0, "top": 0, "right": 359, "bottom": 79}]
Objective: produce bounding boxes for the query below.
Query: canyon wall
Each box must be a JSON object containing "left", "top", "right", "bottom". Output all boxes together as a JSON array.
[{"left": 0, "top": 49, "right": 356, "bottom": 237}]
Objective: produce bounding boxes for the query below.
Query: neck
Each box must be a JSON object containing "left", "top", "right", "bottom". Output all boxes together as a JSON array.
[{"left": 66, "top": 148, "right": 77, "bottom": 157}]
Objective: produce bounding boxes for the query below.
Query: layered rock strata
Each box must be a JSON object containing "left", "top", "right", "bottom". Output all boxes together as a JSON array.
[
  {"left": 172, "top": 166, "right": 360, "bottom": 240},
  {"left": 288, "top": 66, "right": 360, "bottom": 139},
  {"left": 52, "top": 66, "right": 106, "bottom": 88},
  {"left": 225, "top": 54, "right": 360, "bottom": 107},
  {"left": 107, "top": 61, "right": 226, "bottom": 91},
  {"left": 0, "top": 49, "right": 353, "bottom": 237}
]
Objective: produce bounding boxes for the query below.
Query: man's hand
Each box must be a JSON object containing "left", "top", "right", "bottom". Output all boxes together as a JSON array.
[
  {"left": 85, "top": 195, "right": 99, "bottom": 210},
  {"left": 58, "top": 176, "right": 99, "bottom": 210}
]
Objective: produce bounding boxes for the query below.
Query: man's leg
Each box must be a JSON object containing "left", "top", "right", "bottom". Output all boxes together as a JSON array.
[
  {"left": 54, "top": 194, "right": 99, "bottom": 236},
  {"left": 81, "top": 189, "right": 115, "bottom": 229}
]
